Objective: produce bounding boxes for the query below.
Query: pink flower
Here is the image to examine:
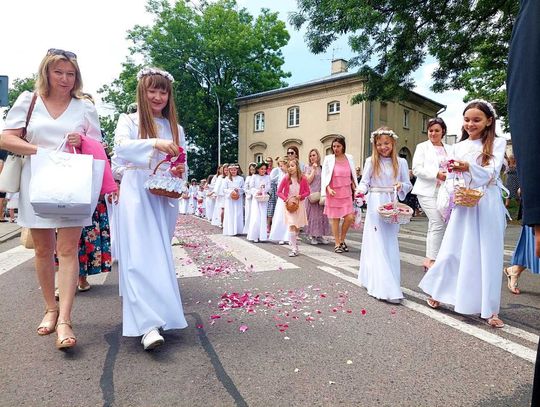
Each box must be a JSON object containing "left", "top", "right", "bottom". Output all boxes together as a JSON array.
[
  {"left": 239, "top": 324, "right": 249, "bottom": 333},
  {"left": 361, "top": 308, "right": 367, "bottom": 315}
]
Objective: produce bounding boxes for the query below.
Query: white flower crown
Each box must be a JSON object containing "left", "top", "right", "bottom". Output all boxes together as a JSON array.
[
  {"left": 137, "top": 67, "right": 175, "bottom": 83},
  {"left": 370, "top": 129, "right": 399, "bottom": 143},
  {"left": 467, "top": 99, "right": 497, "bottom": 118}
]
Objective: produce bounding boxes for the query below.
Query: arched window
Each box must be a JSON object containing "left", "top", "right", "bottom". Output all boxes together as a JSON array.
[
  {"left": 254, "top": 112, "right": 265, "bottom": 132},
  {"left": 398, "top": 147, "right": 412, "bottom": 167},
  {"left": 287, "top": 106, "right": 300, "bottom": 127}
]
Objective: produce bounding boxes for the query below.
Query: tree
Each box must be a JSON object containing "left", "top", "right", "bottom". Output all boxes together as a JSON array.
[
  {"left": 2, "top": 75, "right": 36, "bottom": 120},
  {"left": 99, "top": 0, "right": 290, "bottom": 179},
  {"left": 290, "top": 0, "right": 519, "bottom": 127}
]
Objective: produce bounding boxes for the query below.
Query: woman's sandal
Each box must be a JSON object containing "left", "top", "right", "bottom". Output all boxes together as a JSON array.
[
  {"left": 487, "top": 315, "right": 505, "bottom": 328},
  {"left": 503, "top": 267, "right": 521, "bottom": 295},
  {"left": 55, "top": 321, "right": 77, "bottom": 350},
  {"left": 426, "top": 298, "right": 440, "bottom": 309},
  {"left": 334, "top": 245, "right": 343, "bottom": 253},
  {"left": 37, "top": 307, "right": 59, "bottom": 336},
  {"left": 340, "top": 242, "right": 349, "bottom": 252}
]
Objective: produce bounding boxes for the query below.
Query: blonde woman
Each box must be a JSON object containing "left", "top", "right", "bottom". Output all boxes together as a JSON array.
[
  {"left": 304, "top": 148, "right": 330, "bottom": 244},
  {"left": 1, "top": 49, "right": 101, "bottom": 350}
]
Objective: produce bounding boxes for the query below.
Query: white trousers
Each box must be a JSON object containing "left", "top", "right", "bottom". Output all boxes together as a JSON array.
[{"left": 417, "top": 193, "right": 446, "bottom": 260}]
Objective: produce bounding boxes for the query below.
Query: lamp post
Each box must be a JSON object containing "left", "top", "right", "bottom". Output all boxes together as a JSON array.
[{"left": 185, "top": 63, "right": 221, "bottom": 165}]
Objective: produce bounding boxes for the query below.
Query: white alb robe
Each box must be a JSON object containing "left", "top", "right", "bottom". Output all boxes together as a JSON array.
[
  {"left": 247, "top": 174, "right": 270, "bottom": 241},
  {"left": 419, "top": 137, "right": 507, "bottom": 318},
  {"left": 357, "top": 157, "right": 412, "bottom": 301},
  {"left": 269, "top": 170, "right": 289, "bottom": 243},
  {"left": 211, "top": 176, "right": 225, "bottom": 226},
  {"left": 243, "top": 175, "right": 253, "bottom": 234},
  {"left": 112, "top": 113, "right": 188, "bottom": 336},
  {"left": 222, "top": 176, "right": 245, "bottom": 235}
]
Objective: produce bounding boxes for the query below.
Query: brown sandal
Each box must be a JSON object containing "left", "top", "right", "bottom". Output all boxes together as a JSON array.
[
  {"left": 426, "top": 298, "right": 440, "bottom": 309},
  {"left": 55, "top": 321, "right": 77, "bottom": 350},
  {"left": 487, "top": 315, "right": 505, "bottom": 328},
  {"left": 503, "top": 267, "right": 521, "bottom": 295},
  {"left": 37, "top": 307, "right": 59, "bottom": 336}
]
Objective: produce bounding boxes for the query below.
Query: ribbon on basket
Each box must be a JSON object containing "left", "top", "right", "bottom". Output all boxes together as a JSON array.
[{"left": 144, "top": 147, "right": 186, "bottom": 199}]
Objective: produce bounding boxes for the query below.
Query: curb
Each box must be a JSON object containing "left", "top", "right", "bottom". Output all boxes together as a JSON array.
[{"left": 0, "top": 227, "right": 21, "bottom": 244}]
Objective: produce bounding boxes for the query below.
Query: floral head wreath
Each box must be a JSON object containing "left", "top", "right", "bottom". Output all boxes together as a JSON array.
[
  {"left": 370, "top": 129, "right": 399, "bottom": 143},
  {"left": 137, "top": 67, "right": 175, "bottom": 83},
  {"left": 466, "top": 99, "right": 497, "bottom": 118}
]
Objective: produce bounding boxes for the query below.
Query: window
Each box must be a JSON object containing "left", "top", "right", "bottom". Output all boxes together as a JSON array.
[
  {"left": 403, "top": 109, "right": 410, "bottom": 128},
  {"left": 422, "top": 116, "right": 428, "bottom": 133},
  {"left": 328, "top": 101, "right": 340, "bottom": 114},
  {"left": 254, "top": 112, "right": 265, "bottom": 132},
  {"left": 380, "top": 102, "right": 388, "bottom": 122},
  {"left": 287, "top": 106, "right": 300, "bottom": 127},
  {"left": 254, "top": 153, "right": 263, "bottom": 164}
]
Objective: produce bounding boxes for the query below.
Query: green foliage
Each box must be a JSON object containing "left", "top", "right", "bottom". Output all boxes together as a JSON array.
[
  {"left": 2, "top": 75, "right": 36, "bottom": 119},
  {"left": 99, "top": 0, "right": 290, "bottom": 179},
  {"left": 290, "top": 0, "right": 519, "bottom": 127}
]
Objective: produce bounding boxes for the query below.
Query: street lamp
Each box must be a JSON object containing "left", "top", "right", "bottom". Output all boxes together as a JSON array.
[{"left": 185, "top": 63, "right": 221, "bottom": 165}]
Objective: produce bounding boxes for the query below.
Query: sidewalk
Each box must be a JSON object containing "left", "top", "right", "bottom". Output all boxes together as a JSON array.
[{"left": 0, "top": 219, "right": 21, "bottom": 243}]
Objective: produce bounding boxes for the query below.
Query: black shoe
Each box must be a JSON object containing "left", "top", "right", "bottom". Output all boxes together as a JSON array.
[{"left": 340, "top": 242, "right": 349, "bottom": 252}]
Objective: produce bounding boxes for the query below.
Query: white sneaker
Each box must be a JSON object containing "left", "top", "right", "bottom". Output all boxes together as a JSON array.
[
  {"left": 278, "top": 240, "right": 285, "bottom": 245},
  {"left": 308, "top": 237, "right": 319, "bottom": 245},
  {"left": 141, "top": 328, "right": 164, "bottom": 350},
  {"left": 317, "top": 237, "right": 330, "bottom": 245},
  {"left": 288, "top": 250, "right": 298, "bottom": 257}
]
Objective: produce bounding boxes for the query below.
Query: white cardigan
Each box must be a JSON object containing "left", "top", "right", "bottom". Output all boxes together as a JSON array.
[
  {"left": 320, "top": 153, "right": 358, "bottom": 198},
  {"left": 411, "top": 140, "right": 452, "bottom": 197}
]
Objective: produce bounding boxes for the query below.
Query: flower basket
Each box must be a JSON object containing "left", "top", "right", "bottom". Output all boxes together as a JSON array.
[
  {"left": 453, "top": 174, "right": 483, "bottom": 207},
  {"left": 230, "top": 190, "right": 240, "bottom": 201},
  {"left": 197, "top": 198, "right": 204, "bottom": 204},
  {"left": 255, "top": 193, "right": 269, "bottom": 202},
  {"left": 377, "top": 187, "right": 413, "bottom": 225},
  {"left": 145, "top": 159, "right": 184, "bottom": 199},
  {"left": 285, "top": 197, "right": 299, "bottom": 212}
]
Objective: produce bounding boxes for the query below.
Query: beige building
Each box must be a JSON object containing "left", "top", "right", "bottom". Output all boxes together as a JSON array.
[{"left": 237, "top": 59, "right": 445, "bottom": 171}]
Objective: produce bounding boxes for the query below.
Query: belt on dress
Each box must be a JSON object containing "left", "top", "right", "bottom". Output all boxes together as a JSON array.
[{"left": 369, "top": 187, "right": 394, "bottom": 193}]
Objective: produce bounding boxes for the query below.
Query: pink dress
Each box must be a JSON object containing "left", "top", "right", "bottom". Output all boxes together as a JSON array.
[
  {"left": 324, "top": 158, "right": 354, "bottom": 219},
  {"left": 284, "top": 179, "right": 308, "bottom": 228}
]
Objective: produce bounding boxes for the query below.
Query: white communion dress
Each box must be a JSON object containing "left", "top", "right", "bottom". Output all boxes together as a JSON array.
[
  {"left": 357, "top": 157, "right": 412, "bottom": 301},
  {"left": 112, "top": 113, "right": 188, "bottom": 336},
  {"left": 222, "top": 175, "right": 245, "bottom": 235}
]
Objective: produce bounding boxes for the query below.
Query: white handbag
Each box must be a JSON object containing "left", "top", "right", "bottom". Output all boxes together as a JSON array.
[
  {"left": 29, "top": 138, "right": 104, "bottom": 220},
  {"left": 308, "top": 191, "right": 321, "bottom": 203},
  {"left": 0, "top": 155, "right": 26, "bottom": 193}
]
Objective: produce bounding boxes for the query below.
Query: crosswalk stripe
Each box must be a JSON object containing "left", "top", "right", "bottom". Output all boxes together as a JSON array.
[{"left": 0, "top": 246, "right": 35, "bottom": 276}]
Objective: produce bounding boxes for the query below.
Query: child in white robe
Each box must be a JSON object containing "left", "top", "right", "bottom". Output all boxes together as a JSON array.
[
  {"left": 187, "top": 179, "right": 198, "bottom": 215},
  {"left": 196, "top": 180, "right": 206, "bottom": 218},
  {"left": 178, "top": 181, "right": 190, "bottom": 214},
  {"left": 269, "top": 157, "right": 290, "bottom": 244},
  {"left": 211, "top": 165, "right": 228, "bottom": 227},
  {"left": 247, "top": 162, "right": 271, "bottom": 242},
  {"left": 419, "top": 100, "right": 507, "bottom": 328},
  {"left": 206, "top": 168, "right": 220, "bottom": 221},
  {"left": 112, "top": 67, "right": 188, "bottom": 350},
  {"left": 356, "top": 127, "right": 412, "bottom": 302},
  {"left": 222, "top": 164, "right": 245, "bottom": 235},
  {"left": 243, "top": 163, "right": 256, "bottom": 234}
]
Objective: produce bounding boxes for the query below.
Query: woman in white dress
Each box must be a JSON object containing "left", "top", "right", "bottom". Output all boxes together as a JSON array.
[
  {"left": 419, "top": 100, "right": 507, "bottom": 328},
  {"left": 247, "top": 162, "right": 271, "bottom": 242},
  {"left": 242, "top": 163, "right": 256, "bottom": 234},
  {"left": 222, "top": 164, "right": 245, "bottom": 235},
  {"left": 211, "top": 164, "right": 228, "bottom": 227},
  {"left": 112, "top": 67, "right": 188, "bottom": 350},
  {"left": 1, "top": 49, "right": 102, "bottom": 350},
  {"left": 356, "top": 128, "right": 412, "bottom": 302},
  {"left": 411, "top": 117, "right": 451, "bottom": 271},
  {"left": 268, "top": 157, "right": 289, "bottom": 244}
]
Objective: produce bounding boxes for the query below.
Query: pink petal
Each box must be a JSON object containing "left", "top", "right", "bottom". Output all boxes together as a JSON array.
[
  {"left": 239, "top": 324, "right": 249, "bottom": 333},
  {"left": 196, "top": 324, "right": 204, "bottom": 329},
  {"left": 361, "top": 308, "right": 367, "bottom": 315},
  {"left": 210, "top": 314, "right": 221, "bottom": 320}
]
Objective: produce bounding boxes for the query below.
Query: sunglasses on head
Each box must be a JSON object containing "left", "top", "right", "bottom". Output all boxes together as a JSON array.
[{"left": 47, "top": 48, "right": 77, "bottom": 59}]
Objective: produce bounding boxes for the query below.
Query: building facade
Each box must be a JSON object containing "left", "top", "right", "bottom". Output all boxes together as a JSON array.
[{"left": 237, "top": 60, "right": 445, "bottom": 171}]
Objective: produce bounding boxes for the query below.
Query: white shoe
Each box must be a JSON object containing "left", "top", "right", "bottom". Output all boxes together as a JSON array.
[
  {"left": 254, "top": 239, "right": 259, "bottom": 243},
  {"left": 288, "top": 250, "right": 298, "bottom": 257},
  {"left": 278, "top": 240, "right": 285, "bottom": 245},
  {"left": 141, "top": 328, "right": 164, "bottom": 350},
  {"left": 308, "top": 237, "right": 318, "bottom": 245},
  {"left": 317, "top": 237, "right": 330, "bottom": 245}
]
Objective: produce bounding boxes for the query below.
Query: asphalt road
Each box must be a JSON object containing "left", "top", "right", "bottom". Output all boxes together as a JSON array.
[{"left": 0, "top": 215, "right": 537, "bottom": 407}]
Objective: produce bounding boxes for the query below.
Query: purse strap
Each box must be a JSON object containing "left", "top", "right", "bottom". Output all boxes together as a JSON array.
[{"left": 21, "top": 92, "right": 38, "bottom": 140}]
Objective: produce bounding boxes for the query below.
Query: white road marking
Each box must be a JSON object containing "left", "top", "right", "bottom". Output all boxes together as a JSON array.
[
  {"left": 172, "top": 245, "right": 201, "bottom": 278},
  {"left": 208, "top": 234, "right": 299, "bottom": 272},
  {"left": 317, "top": 265, "right": 537, "bottom": 363},
  {"left": 0, "top": 246, "right": 35, "bottom": 276}
]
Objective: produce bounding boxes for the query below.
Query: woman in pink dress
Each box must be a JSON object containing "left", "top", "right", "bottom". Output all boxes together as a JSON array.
[{"left": 321, "top": 138, "right": 358, "bottom": 253}]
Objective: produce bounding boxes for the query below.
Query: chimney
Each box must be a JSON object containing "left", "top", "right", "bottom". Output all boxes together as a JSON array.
[{"left": 331, "top": 59, "right": 348, "bottom": 75}]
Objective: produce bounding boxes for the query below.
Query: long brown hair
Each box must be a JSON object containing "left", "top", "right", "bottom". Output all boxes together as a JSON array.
[
  {"left": 136, "top": 71, "right": 179, "bottom": 145},
  {"left": 461, "top": 101, "right": 496, "bottom": 167},
  {"left": 371, "top": 126, "right": 399, "bottom": 179}
]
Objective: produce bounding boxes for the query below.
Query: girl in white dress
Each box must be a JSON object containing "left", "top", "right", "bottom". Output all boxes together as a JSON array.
[
  {"left": 206, "top": 167, "right": 220, "bottom": 222},
  {"left": 247, "top": 162, "right": 271, "bottom": 242},
  {"left": 356, "top": 128, "right": 412, "bottom": 302},
  {"left": 242, "top": 163, "right": 256, "bottom": 234},
  {"left": 269, "top": 158, "right": 290, "bottom": 244},
  {"left": 2, "top": 49, "right": 102, "bottom": 350},
  {"left": 196, "top": 180, "right": 206, "bottom": 218},
  {"left": 222, "top": 164, "right": 245, "bottom": 235},
  {"left": 112, "top": 67, "right": 188, "bottom": 350},
  {"left": 211, "top": 164, "right": 229, "bottom": 227},
  {"left": 187, "top": 179, "right": 198, "bottom": 215},
  {"left": 419, "top": 100, "right": 507, "bottom": 328},
  {"left": 178, "top": 181, "right": 190, "bottom": 214}
]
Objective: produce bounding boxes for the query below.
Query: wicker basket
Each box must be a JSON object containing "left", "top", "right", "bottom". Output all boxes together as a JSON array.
[
  {"left": 145, "top": 159, "right": 183, "bottom": 199},
  {"left": 453, "top": 174, "right": 484, "bottom": 207},
  {"left": 285, "top": 197, "right": 299, "bottom": 212},
  {"left": 255, "top": 193, "right": 269, "bottom": 202},
  {"left": 197, "top": 198, "right": 204, "bottom": 204},
  {"left": 377, "top": 187, "right": 413, "bottom": 225},
  {"left": 230, "top": 190, "right": 240, "bottom": 200}
]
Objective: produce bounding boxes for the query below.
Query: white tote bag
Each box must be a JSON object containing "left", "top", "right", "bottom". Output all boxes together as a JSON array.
[{"left": 29, "top": 140, "right": 104, "bottom": 220}]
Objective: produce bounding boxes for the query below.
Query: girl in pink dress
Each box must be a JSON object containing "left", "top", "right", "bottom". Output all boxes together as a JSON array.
[{"left": 277, "top": 159, "right": 310, "bottom": 257}]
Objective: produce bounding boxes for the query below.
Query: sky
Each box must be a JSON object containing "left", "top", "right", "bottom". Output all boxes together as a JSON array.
[{"left": 1, "top": 0, "right": 497, "bottom": 137}]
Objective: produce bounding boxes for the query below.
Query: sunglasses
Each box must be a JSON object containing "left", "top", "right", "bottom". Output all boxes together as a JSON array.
[
  {"left": 287, "top": 151, "right": 295, "bottom": 155},
  {"left": 47, "top": 48, "right": 77, "bottom": 59}
]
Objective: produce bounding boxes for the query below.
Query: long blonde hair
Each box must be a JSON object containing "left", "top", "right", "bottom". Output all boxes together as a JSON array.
[
  {"left": 287, "top": 158, "right": 303, "bottom": 184},
  {"left": 136, "top": 71, "right": 179, "bottom": 145},
  {"left": 36, "top": 53, "right": 83, "bottom": 98},
  {"left": 371, "top": 126, "right": 399, "bottom": 179}
]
